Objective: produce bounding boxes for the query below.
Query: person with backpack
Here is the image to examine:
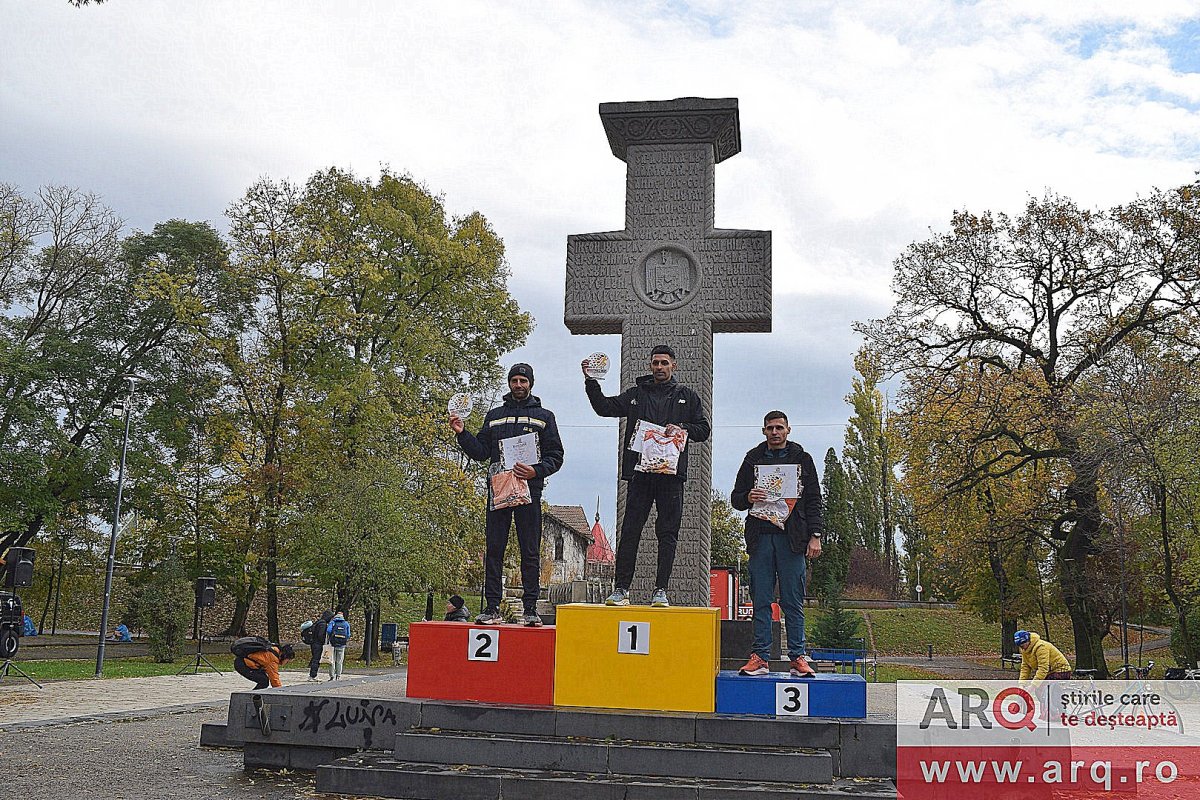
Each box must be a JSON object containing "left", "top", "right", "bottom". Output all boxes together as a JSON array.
[
  {"left": 302, "top": 609, "right": 334, "bottom": 683},
  {"left": 326, "top": 610, "right": 351, "bottom": 680},
  {"left": 231, "top": 636, "right": 296, "bottom": 689}
]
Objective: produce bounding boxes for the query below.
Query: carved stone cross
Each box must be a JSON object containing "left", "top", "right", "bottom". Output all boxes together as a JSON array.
[{"left": 565, "top": 97, "right": 772, "bottom": 607}]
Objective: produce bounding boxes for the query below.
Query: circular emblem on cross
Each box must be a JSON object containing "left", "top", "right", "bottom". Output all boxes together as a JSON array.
[{"left": 634, "top": 245, "right": 700, "bottom": 310}]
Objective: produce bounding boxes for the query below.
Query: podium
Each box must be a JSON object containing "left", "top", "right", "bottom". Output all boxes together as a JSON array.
[
  {"left": 715, "top": 670, "right": 867, "bottom": 718},
  {"left": 406, "top": 621, "right": 555, "bottom": 705},
  {"left": 553, "top": 604, "right": 719, "bottom": 713}
]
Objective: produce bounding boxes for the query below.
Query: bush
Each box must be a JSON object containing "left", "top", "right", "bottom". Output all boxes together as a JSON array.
[
  {"left": 131, "top": 557, "right": 193, "bottom": 663},
  {"left": 810, "top": 590, "right": 863, "bottom": 650}
]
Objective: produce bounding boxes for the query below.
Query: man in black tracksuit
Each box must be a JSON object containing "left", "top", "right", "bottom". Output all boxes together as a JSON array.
[
  {"left": 730, "top": 410, "right": 823, "bottom": 677},
  {"left": 583, "top": 344, "right": 711, "bottom": 607},
  {"left": 451, "top": 363, "right": 564, "bottom": 626}
]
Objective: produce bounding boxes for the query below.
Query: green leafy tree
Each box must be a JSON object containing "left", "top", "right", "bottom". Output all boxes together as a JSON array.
[
  {"left": 217, "top": 167, "right": 531, "bottom": 641},
  {"left": 130, "top": 555, "right": 193, "bottom": 662},
  {"left": 812, "top": 448, "right": 852, "bottom": 597},
  {"left": 0, "top": 184, "right": 230, "bottom": 560},
  {"left": 843, "top": 348, "right": 892, "bottom": 563},
  {"left": 710, "top": 492, "right": 747, "bottom": 583}
]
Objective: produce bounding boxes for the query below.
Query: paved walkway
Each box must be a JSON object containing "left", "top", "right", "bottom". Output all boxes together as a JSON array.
[{"left": 0, "top": 669, "right": 393, "bottom": 729}]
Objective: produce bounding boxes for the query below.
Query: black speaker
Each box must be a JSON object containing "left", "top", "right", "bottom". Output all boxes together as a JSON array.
[
  {"left": 195, "top": 576, "right": 216, "bottom": 608},
  {"left": 3, "top": 548, "right": 34, "bottom": 589}
]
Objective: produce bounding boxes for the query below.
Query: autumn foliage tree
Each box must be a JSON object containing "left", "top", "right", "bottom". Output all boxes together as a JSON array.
[{"left": 860, "top": 184, "right": 1200, "bottom": 676}]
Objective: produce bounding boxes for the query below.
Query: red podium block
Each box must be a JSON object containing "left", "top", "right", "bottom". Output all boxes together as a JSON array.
[{"left": 406, "top": 621, "right": 556, "bottom": 705}]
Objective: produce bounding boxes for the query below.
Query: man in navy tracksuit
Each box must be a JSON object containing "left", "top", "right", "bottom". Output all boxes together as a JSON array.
[
  {"left": 583, "top": 344, "right": 710, "bottom": 608},
  {"left": 451, "top": 363, "right": 564, "bottom": 626}
]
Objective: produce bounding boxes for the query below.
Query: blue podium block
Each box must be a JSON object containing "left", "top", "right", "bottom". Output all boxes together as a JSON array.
[{"left": 715, "top": 670, "right": 867, "bottom": 718}]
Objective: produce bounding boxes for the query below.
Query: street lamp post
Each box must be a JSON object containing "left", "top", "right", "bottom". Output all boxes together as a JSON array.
[{"left": 95, "top": 376, "right": 139, "bottom": 678}]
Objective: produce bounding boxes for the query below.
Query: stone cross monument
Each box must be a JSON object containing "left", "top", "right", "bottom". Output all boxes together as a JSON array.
[{"left": 564, "top": 97, "right": 772, "bottom": 607}]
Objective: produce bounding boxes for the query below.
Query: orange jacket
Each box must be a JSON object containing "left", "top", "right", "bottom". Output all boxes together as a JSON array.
[{"left": 243, "top": 647, "right": 288, "bottom": 687}]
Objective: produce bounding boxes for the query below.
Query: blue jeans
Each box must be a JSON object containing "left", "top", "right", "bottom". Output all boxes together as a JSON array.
[{"left": 748, "top": 533, "right": 807, "bottom": 660}]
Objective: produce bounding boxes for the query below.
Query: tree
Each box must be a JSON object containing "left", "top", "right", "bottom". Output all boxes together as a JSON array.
[
  {"left": 217, "top": 167, "right": 531, "bottom": 640},
  {"left": 0, "top": 185, "right": 231, "bottom": 562},
  {"left": 1085, "top": 337, "right": 1200, "bottom": 668},
  {"left": 858, "top": 185, "right": 1200, "bottom": 676},
  {"left": 843, "top": 349, "right": 888, "bottom": 557},
  {"left": 810, "top": 589, "right": 863, "bottom": 650},
  {"left": 710, "top": 492, "right": 747, "bottom": 584},
  {"left": 811, "top": 449, "right": 851, "bottom": 596},
  {"left": 129, "top": 554, "right": 193, "bottom": 663}
]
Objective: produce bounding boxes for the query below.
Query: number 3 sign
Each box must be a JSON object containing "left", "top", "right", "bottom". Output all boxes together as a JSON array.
[
  {"left": 467, "top": 628, "right": 498, "bottom": 661},
  {"left": 775, "top": 682, "right": 809, "bottom": 716}
]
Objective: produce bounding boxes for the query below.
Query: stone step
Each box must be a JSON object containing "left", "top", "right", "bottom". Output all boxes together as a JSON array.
[
  {"left": 393, "top": 729, "right": 833, "bottom": 784},
  {"left": 319, "top": 752, "right": 897, "bottom": 800},
  {"left": 198, "top": 722, "right": 238, "bottom": 748},
  {"left": 418, "top": 697, "right": 843, "bottom": 748}
]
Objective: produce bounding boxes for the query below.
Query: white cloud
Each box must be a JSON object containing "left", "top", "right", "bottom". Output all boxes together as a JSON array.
[{"left": 4, "top": 0, "right": 1200, "bottom": 523}]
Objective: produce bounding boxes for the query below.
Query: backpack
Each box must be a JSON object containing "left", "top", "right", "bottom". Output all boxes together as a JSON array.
[
  {"left": 230, "top": 635, "right": 272, "bottom": 659},
  {"left": 300, "top": 620, "right": 314, "bottom": 645},
  {"left": 328, "top": 618, "right": 350, "bottom": 647}
]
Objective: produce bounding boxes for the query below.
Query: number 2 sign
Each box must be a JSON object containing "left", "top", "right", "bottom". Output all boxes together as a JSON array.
[
  {"left": 467, "top": 628, "right": 498, "bottom": 661},
  {"left": 617, "top": 621, "right": 650, "bottom": 655}
]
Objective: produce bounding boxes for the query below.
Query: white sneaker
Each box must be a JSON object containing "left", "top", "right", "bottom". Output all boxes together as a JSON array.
[{"left": 605, "top": 588, "right": 630, "bottom": 606}]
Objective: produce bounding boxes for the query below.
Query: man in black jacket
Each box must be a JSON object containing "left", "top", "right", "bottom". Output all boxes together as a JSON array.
[
  {"left": 583, "top": 344, "right": 711, "bottom": 608},
  {"left": 306, "top": 609, "right": 333, "bottom": 682},
  {"left": 730, "top": 410, "right": 823, "bottom": 677},
  {"left": 451, "top": 363, "right": 565, "bottom": 626}
]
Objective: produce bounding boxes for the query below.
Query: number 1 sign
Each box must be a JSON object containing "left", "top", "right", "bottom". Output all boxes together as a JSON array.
[{"left": 617, "top": 621, "right": 650, "bottom": 655}]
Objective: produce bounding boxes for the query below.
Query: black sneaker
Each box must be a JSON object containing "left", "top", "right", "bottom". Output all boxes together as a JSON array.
[
  {"left": 475, "top": 609, "right": 503, "bottom": 624},
  {"left": 522, "top": 612, "right": 543, "bottom": 627}
]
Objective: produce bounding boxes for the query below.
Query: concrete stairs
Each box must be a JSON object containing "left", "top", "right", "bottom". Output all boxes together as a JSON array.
[
  {"left": 312, "top": 700, "right": 895, "bottom": 799},
  {"left": 320, "top": 753, "right": 896, "bottom": 800}
]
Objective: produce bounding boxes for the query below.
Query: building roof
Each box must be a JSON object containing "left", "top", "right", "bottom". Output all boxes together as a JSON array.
[
  {"left": 587, "top": 518, "right": 614, "bottom": 564},
  {"left": 545, "top": 505, "right": 593, "bottom": 543}
]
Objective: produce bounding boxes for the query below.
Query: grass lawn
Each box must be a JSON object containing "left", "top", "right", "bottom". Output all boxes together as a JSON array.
[
  {"left": 875, "top": 663, "right": 946, "bottom": 682},
  {"left": 10, "top": 653, "right": 396, "bottom": 682},
  {"left": 853, "top": 608, "right": 1158, "bottom": 659}
]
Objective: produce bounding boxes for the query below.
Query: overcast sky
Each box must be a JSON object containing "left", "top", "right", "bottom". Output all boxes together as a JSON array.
[{"left": 4, "top": 1, "right": 1200, "bottom": 531}]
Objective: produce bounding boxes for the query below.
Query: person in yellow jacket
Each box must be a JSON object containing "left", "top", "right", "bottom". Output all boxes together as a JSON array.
[{"left": 1015, "top": 630, "right": 1072, "bottom": 686}]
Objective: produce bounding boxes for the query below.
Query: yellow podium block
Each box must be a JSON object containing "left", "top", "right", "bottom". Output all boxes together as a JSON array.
[{"left": 553, "top": 603, "right": 719, "bottom": 713}]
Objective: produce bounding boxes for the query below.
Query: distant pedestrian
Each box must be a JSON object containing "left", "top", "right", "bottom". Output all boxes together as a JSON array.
[
  {"left": 443, "top": 595, "right": 470, "bottom": 622},
  {"left": 326, "top": 610, "right": 351, "bottom": 680},
  {"left": 231, "top": 639, "right": 296, "bottom": 690},
  {"left": 304, "top": 609, "right": 333, "bottom": 682}
]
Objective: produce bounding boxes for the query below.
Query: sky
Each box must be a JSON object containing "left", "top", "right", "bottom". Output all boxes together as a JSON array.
[{"left": 4, "top": 1, "right": 1200, "bottom": 533}]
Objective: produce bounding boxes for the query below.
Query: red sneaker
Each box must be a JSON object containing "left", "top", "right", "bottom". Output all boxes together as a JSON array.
[
  {"left": 738, "top": 653, "right": 770, "bottom": 676},
  {"left": 790, "top": 656, "right": 816, "bottom": 677}
]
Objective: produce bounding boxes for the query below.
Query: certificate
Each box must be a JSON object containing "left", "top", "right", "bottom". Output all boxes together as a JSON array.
[
  {"left": 499, "top": 432, "right": 540, "bottom": 470},
  {"left": 754, "top": 464, "right": 800, "bottom": 501}
]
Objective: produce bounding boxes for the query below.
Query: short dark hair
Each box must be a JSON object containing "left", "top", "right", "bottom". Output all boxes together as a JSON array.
[
  {"left": 651, "top": 344, "right": 676, "bottom": 360},
  {"left": 279, "top": 643, "right": 296, "bottom": 661},
  {"left": 764, "top": 410, "right": 788, "bottom": 425}
]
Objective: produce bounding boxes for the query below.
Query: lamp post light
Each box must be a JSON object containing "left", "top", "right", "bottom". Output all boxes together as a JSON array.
[{"left": 95, "top": 375, "right": 141, "bottom": 678}]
